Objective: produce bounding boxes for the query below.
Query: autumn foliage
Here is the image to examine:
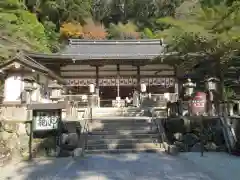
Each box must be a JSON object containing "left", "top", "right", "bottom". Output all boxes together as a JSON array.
[
  {"left": 60, "top": 19, "right": 107, "bottom": 40},
  {"left": 60, "top": 22, "right": 83, "bottom": 39},
  {"left": 82, "top": 19, "right": 107, "bottom": 40}
]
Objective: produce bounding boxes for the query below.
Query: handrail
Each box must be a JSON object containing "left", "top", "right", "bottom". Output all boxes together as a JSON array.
[
  {"left": 79, "top": 108, "right": 90, "bottom": 156},
  {"left": 220, "top": 116, "right": 237, "bottom": 153},
  {"left": 151, "top": 108, "right": 170, "bottom": 151}
]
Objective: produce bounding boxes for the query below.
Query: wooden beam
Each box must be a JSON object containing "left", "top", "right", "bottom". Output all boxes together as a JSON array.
[{"left": 60, "top": 69, "right": 174, "bottom": 72}]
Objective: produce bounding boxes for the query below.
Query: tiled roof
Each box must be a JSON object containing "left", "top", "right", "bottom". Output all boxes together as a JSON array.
[
  {"left": 60, "top": 39, "right": 164, "bottom": 60},
  {"left": 0, "top": 53, "right": 66, "bottom": 84}
]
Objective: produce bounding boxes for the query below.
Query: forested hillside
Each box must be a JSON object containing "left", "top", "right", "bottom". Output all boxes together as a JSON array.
[{"left": 0, "top": 0, "right": 239, "bottom": 62}]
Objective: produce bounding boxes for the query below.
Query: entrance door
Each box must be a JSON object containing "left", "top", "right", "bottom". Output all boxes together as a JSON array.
[
  {"left": 119, "top": 86, "right": 134, "bottom": 99},
  {"left": 99, "top": 86, "right": 117, "bottom": 107}
]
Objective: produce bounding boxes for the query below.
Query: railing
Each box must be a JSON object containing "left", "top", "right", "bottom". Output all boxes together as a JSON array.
[
  {"left": 62, "top": 93, "right": 179, "bottom": 108},
  {"left": 151, "top": 108, "right": 171, "bottom": 152},
  {"left": 166, "top": 100, "right": 240, "bottom": 118},
  {"left": 220, "top": 116, "right": 237, "bottom": 153},
  {"left": 79, "top": 108, "right": 90, "bottom": 156},
  {"left": 151, "top": 93, "right": 178, "bottom": 103}
]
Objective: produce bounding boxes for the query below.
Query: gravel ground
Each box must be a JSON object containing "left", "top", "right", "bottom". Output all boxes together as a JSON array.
[{"left": 0, "top": 152, "right": 236, "bottom": 180}]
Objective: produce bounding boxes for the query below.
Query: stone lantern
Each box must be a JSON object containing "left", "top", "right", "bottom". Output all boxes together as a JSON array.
[
  {"left": 205, "top": 77, "right": 219, "bottom": 91},
  {"left": 205, "top": 77, "right": 219, "bottom": 116},
  {"left": 88, "top": 83, "right": 95, "bottom": 107},
  {"left": 183, "top": 78, "right": 196, "bottom": 97},
  {"left": 89, "top": 84, "right": 95, "bottom": 94},
  {"left": 140, "top": 83, "right": 147, "bottom": 93},
  {"left": 48, "top": 80, "right": 63, "bottom": 102}
]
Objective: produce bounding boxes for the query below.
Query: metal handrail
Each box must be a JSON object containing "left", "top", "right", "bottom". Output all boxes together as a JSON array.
[
  {"left": 79, "top": 108, "right": 90, "bottom": 156},
  {"left": 220, "top": 116, "right": 237, "bottom": 153},
  {"left": 151, "top": 108, "right": 170, "bottom": 151}
]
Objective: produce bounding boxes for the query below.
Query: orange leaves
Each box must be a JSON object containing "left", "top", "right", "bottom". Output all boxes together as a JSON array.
[
  {"left": 82, "top": 19, "right": 107, "bottom": 40},
  {"left": 60, "top": 22, "right": 83, "bottom": 39},
  {"left": 60, "top": 19, "right": 107, "bottom": 40}
]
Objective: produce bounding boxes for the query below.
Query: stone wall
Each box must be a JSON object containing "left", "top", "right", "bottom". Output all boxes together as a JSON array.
[
  {"left": 0, "top": 121, "right": 56, "bottom": 167},
  {"left": 163, "top": 117, "right": 226, "bottom": 152},
  {"left": 0, "top": 121, "right": 29, "bottom": 166}
]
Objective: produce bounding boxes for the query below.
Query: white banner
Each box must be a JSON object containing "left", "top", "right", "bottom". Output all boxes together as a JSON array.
[{"left": 66, "top": 77, "right": 175, "bottom": 87}]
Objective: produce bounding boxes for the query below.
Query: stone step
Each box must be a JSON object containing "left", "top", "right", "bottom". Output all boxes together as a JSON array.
[
  {"left": 87, "top": 133, "right": 159, "bottom": 140},
  {"left": 91, "top": 108, "right": 145, "bottom": 118},
  {"left": 86, "top": 148, "right": 164, "bottom": 154},
  {"left": 89, "top": 129, "right": 157, "bottom": 135},
  {"left": 92, "top": 113, "right": 143, "bottom": 117},
  {"left": 86, "top": 144, "right": 164, "bottom": 154},
  {"left": 87, "top": 138, "right": 154, "bottom": 146},
  {"left": 90, "top": 125, "right": 156, "bottom": 132},
  {"left": 87, "top": 142, "right": 160, "bottom": 151},
  {"left": 89, "top": 118, "right": 151, "bottom": 127}
]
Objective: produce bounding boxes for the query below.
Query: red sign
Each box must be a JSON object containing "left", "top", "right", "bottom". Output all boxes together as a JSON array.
[{"left": 191, "top": 92, "right": 207, "bottom": 115}]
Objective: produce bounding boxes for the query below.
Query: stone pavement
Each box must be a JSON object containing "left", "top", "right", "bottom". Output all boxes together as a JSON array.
[
  {"left": 0, "top": 152, "right": 219, "bottom": 180},
  {"left": 179, "top": 152, "right": 240, "bottom": 180}
]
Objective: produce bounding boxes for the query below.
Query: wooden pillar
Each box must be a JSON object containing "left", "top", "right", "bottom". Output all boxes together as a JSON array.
[
  {"left": 137, "top": 65, "right": 140, "bottom": 91},
  {"left": 174, "top": 65, "right": 179, "bottom": 100},
  {"left": 95, "top": 66, "right": 99, "bottom": 96},
  {"left": 116, "top": 64, "right": 120, "bottom": 97}
]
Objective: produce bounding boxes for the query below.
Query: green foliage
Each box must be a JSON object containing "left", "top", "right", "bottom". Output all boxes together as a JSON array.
[
  {"left": 142, "top": 28, "right": 162, "bottom": 39},
  {"left": 0, "top": 1, "right": 51, "bottom": 61},
  {"left": 157, "top": 1, "right": 240, "bottom": 70},
  {"left": 108, "top": 21, "right": 140, "bottom": 39},
  {"left": 2, "top": 0, "right": 240, "bottom": 65},
  {"left": 223, "top": 86, "right": 236, "bottom": 100}
]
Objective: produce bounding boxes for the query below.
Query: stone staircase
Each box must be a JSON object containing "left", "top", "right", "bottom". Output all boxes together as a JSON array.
[
  {"left": 85, "top": 116, "right": 163, "bottom": 154},
  {"left": 91, "top": 107, "right": 145, "bottom": 118}
]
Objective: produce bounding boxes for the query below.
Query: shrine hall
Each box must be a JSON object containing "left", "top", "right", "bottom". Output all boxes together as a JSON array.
[{"left": 0, "top": 39, "right": 179, "bottom": 107}]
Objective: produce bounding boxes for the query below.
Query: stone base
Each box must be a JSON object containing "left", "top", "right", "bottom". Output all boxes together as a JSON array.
[{"left": 0, "top": 121, "right": 57, "bottom": 166}]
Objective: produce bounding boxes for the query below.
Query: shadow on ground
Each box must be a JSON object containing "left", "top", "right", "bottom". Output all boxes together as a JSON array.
[{"left": 2, "top": 152, "right": 216, "bottom": 180}]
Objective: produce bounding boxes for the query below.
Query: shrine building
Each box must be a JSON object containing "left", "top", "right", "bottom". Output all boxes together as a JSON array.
[{"left": 0, "top": 39, "right": 178, "bottom": 110}]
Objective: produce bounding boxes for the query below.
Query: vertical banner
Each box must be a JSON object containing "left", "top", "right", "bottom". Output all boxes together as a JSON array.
[{"left": 191, "top": 92, "right": 207, "bottom": 116}]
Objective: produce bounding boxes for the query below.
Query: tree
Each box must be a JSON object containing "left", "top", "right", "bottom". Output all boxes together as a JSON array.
[
  {"left": 82, "top": 19, "right": 107, "bottom": 40},
  {"left": 0, "top": 0, "right": 50, "bottom": 61},
  {"left": 108, "top": 21, "right": 140, "bottom": 39},
  {"left": 60, "top": 22, "right": 83, "bottom": 39},
  {"left": 25, "top": 0, "right": 92, "bottom": 30},
  {"left": 157, "top": 1, "right": 240, "bottom": 70},
  {"left": 156, "top": 1, "right": 240, "bottom": 100}
]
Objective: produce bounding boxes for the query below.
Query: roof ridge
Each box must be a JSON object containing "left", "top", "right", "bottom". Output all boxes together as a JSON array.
[{"left": 69, "top": 39, "right": 162, "bottom": 45}]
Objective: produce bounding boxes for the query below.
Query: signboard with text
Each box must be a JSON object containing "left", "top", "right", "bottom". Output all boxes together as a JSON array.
[
  {"left": 191, "top": 92, "right": 207, "bottom": 116},
  {"left": 33, "top": 109, "right": 61, "bottom": 132}
]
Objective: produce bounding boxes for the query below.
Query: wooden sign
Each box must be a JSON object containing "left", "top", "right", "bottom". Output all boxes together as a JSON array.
[{"left": 32, "top": 109, "right": 61, "bottom": 131}]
